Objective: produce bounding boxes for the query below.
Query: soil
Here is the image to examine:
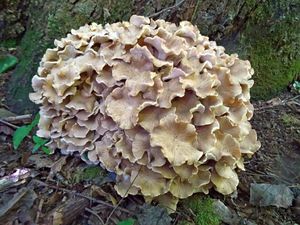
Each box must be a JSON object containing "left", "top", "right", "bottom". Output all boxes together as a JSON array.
[{"left": 0, "top": 69, "right": 299, "bottom": 224}]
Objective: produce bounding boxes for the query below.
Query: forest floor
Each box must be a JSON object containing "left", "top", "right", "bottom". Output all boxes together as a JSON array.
[{"left": 0, "top": 68, "right": 299, "bottom": 225}]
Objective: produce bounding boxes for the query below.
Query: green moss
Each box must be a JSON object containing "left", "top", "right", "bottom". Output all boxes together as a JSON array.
[
  {"left": 0, "top": 39, "right": 17, "bottom": 48},
  {"left": 177, "top": 221, "right": 193, "bottom": 225},
  {"left": 104, "top": 0, "right": 134, "bottom": 23},
  {"left": 247, "top": 42, "right": 300, "bottom": 99},
  {"left": 71, "top": 166, "right": 106, "bottom": 184},
  {"left": 7, "top": 29, "right": 45, "bottom": 113},
  {"left": 183, "top": 195, "right": 220, "bottom": 225},
  {"left": 47, "top": 1, "right": 98, "bottom": 42},
  {"left": 7, "top": 0, "right": 135, "bottom": 113},
  {"left": 239, "top": 0, "right": 300, "bottom": 99},
  {"left": 0, "top": 55, "right": 18, "bottom": 74},
  {"left": 46, "top": 0, "right": 134, "bottom": 39},
  {"left": 81, "top": 166, "right": 106, "bottom": 180},
  {"left": 281, "top": 113, "right": 300, "bottom": 127}
]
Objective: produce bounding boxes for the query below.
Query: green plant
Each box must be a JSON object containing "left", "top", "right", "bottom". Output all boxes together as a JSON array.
[
  {"left": 293, "top": 81, "right": 300, "bottom": 93},
  {"left": 177, "top": 221, "right": 193, "bottom": 225},
  {"left": 281, "top": 113, "right": 300, "bottom": 127},
  {"left": 32, "top": 135, "right": 51, "bottom": 154},
  {"left": 0, "top": 39, "right": 17, "bottom": 48},
  {"left": 184, "top": 195, "right": 220, "bottom": 225},
  {"left": 71, "top": 166, "right": 106, "bottom": 184},
  {"left": 13, "top": 113, "right": 50, "bottom": 154},
  {"left": 238, "top": 0, "right": 300, "bottom": 99},
  {"left": 117, "top": 218, "right": 135, "bottom": 225},
  {"left": 0, "top": 55, "right": 18, "bottom": 74}
]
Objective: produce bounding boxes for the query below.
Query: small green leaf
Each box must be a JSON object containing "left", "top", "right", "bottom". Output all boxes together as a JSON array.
[
  {"left": 32, "top": 135, "right": 48, "bottom": 153},
  {"left": 12, "top": 113, "right": 40, "bottom": 150},
  {"left": 41, "top": 146, "right": 51, "bottom": 155},
  {"left": 117, "top": 218, "right": 135, "bottom": 225},
  {"left": 0, "top": 55, "right": 18, "bottom": 74},
  {"left": 13, "top": 125, "right": 32, "bottom": 149},
  {"left": 29, "top": 113, "right": 40, "bottom": 128},
  {"left": 33, "top": 135, "right": 47, "bottom": 145},
  {"left": 32, "top": 144, "right": 40, "bottom": 153},
  {"left": 293, "top": 81, "right": 300, "bottom": 92}
]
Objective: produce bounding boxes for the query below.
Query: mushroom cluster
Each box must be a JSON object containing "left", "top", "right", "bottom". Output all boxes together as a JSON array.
[{"left": 30, "top": 15, "right": 260, "bottom": 210}]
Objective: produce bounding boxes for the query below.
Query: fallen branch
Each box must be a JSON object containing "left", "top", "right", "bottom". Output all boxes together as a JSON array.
[
  {"left": 254, "top": 95, "right": 300, "bottom": 113},
  {"left": 85, "top": 208, "right": 105, "bottom": 225},
  {"left": 0, "top": 118, "right": 32, "bottom": 139},
  {"left": 51, "top": 193, "right": 90, "bottom": 225},
  {"left": 2, "top": 114, "right": 32, "bottom": 124},
  {"left": 0, "top": 119, "right": 19, "bottom": 129},
  {"left": 35, "top": 198, "right": 44, "bottom": 224},
  {"left": 287, "top": 101, "right": 300, "bottom": 113},
  {"left": 0, "top": 168, "right": 31, "bottom": 192}
]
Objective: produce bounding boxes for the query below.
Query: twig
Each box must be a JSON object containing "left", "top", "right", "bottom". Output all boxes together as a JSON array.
[
  {"left": 105, "top": 167, "right": 141, "bottom": 225},
  {"left": 148, "top": 0, "right": 186, "bottom": 18},
  {"left": 287, "top": 101, "right": 300, "bottom": 113},
  {"left": 254, "top": 103, "right": 284, "bottom": 112},
  {"left": 3, "top": 114, "right": 32, "bottom": 124},
  {"left": 284, "top": 94, "right": 300, "bottom": 102},
  {"left": 191, "top": 0, "right": 201, "bottom": 23},
  {"left": 35, "top": 198, "right": 44, "bottom": 224},
  {"left": 85, "top": 208, "right": 105, "bottom": 225},
  {"left": 0, "top": 118, "right": 20, "bottom": 129},
  {"left": 0, "top": 118, "right": 32, "bottom": 139},
  {"left": 254, "top": 95, "right": 300, "bottom": 112},
  {"left": 31, "top": 179, "right": 134, "bottom": 215}
]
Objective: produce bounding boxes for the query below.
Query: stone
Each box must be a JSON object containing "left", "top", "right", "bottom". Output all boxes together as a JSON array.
[
  {"left": 212, "top": 200, "right": 240, "bottom": 225},
  {"left": 250, "top": 183, "right": 294, "bottom": 208}
]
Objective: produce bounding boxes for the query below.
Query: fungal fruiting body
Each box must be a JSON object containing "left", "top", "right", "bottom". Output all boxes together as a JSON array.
[{"left": 30, "top": 15, "right": 260, "bottom": 210}]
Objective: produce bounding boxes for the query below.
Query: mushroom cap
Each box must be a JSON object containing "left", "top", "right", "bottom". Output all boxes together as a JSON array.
[{"left": 30, "top": 15, "right": 260, "bottom": 211}]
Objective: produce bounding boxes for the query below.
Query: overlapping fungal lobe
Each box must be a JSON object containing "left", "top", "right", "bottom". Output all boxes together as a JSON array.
[{"left": 30, "top": 15, "right": 261, "bottom": 211}]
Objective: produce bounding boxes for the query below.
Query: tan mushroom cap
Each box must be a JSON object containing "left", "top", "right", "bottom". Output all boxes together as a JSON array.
[
  {"left": 150, "top": 112, "right": 203, "bottom": 166},
  {"left": 30, "top": 15, "right": 260, "bottom": 211}
]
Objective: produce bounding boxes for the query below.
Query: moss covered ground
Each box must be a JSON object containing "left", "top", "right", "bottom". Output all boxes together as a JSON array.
[{"left": 179, "top": 195, "right": 220, "bottom": 225}]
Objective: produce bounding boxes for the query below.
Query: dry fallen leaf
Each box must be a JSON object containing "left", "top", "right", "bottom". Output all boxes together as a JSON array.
[{"left": 48, "top": 156, "right": 68, "bottom": 180}]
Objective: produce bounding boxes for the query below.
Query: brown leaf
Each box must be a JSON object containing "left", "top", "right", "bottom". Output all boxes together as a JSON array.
[
  {"left": 91, "top": 185, "right": 117, "bottom": 205},
  {"left": 0, "top": 125, "right": 14, "bottom": 135},
  {"left": 28, "top": 154, "right": 54, "bottom": 169},
  {"left": 48, "top": 156, "right": 68, "bottom": 180}
]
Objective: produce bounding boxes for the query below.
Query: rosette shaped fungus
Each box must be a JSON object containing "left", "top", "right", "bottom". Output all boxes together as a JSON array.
[{"left": 30, "top": 15, "right": 260, "bottom": 210}]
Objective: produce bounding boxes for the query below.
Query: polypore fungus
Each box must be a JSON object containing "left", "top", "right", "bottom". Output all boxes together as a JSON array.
[{"left": 30, "top": 15, "right": 261, "bottom": 211}]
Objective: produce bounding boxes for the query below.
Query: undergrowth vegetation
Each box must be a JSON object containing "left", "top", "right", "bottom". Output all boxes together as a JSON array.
[
  {"left": 180, "top": 195, "right": 220, "bottom": 225},
  {"left": 12, "top": 113, "right": 50, "bottom": 154}
]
